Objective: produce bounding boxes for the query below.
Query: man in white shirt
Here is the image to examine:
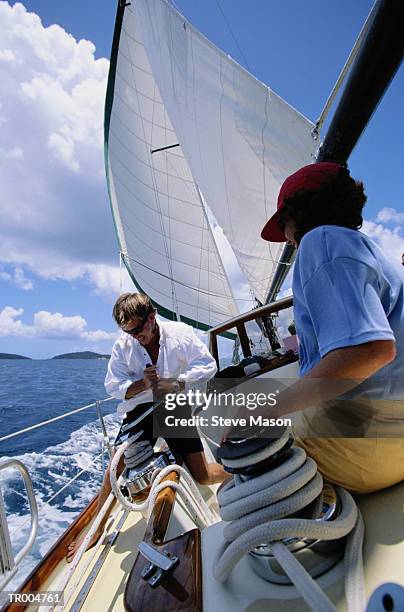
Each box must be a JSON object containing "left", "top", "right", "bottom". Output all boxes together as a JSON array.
[{"left": 67, "top": 292, "right": 227, "bottom": 561}]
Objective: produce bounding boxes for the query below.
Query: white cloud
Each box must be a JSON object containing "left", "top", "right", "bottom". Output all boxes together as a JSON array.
[
  {"left": 0, "top": 2, "right": 126, "bottom": 295},
  {"left": 85, "top": 264, "right": 135, "bottom": 298},
  {"left": 362, "top": 219, "right": 404, "bottom": 262},
  {"left": 375, "top": 207, "right": 404, "bottom": 225},
  {"left": 13, "top": 266, "right": 34, "bottom": 290},
  {"left": 0, "top": 265, "right": 34, "bottom": 290},
  {"left": 0, "top": 306, "right": 117, "bottom": 342},
  {"left": 0, "top": 48, "right": 16, "bottom": 62},
  {"left": 4, "top": 146, "right": 24, "bottom": 159},
  {"left": 0, "top": 306, "right": 30, "bottom": 337}
]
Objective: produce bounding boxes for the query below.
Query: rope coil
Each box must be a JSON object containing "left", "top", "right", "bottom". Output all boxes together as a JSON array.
[{"left": 214, "top": 445, "right": 365, "bottom": 612}]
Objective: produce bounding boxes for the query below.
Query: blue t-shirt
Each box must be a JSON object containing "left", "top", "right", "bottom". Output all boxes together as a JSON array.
[{"left": 293, "top": 225, "right": 404, "bottom": 399}]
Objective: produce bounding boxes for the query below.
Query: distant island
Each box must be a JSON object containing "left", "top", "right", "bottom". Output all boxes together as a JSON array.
[
  {"left": 0, "top": 352, "right": 31, "bottom": 360},
  {"left": 52, "top": 351, "right": 111, "bottom": 360}
]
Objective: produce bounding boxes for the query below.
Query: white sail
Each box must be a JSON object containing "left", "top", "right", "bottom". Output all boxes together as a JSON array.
[
  {"left": 135, "top": 0, "right": 317, "bottom": 303},
  {"left": 105, "top": 2, "right": 239, "bottom": 330}
]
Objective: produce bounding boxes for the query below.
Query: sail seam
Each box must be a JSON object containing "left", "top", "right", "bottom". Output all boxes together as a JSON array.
[
  {"left": 122, "top": 252, "right": 247, "bottom": 302},
  {"left": 109, "top": 127, "right": 194, "bottom": 183},
  {"left": 108, "top": 146, "right": 202, "bottom": 209},
  {"left": 124, "top": 24, "right": 180, "bottom": 319},
  {"left": 110, "top": 171, "right": 211, "bottom": 229}
]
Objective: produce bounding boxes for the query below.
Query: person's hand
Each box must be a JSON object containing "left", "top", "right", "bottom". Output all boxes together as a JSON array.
[
  {"left": 143, "top": 365, "right": 159, "bottom": 389},
  {"left": 154, "top": 379, "right": 177, "bottom": 398}
]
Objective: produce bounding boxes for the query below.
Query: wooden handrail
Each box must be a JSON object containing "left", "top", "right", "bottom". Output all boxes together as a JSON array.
[
  {"left": 209, "top": 296, "right": 293, "bottom": 364},
  {"left": 208, "top": 296, "right": 293, "bottom": 336}
]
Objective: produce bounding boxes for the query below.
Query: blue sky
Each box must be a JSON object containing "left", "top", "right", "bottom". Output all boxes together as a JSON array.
[{"left": 1, "top": 0, "right": 403, "bottom": 358}]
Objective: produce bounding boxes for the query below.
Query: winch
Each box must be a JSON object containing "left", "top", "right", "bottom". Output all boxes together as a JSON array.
[
  {"left": 124, "top": 449, "right": 174, "bottom": 497},
  {"left": 215, "top": 428, "right": 358, "bottom": 586},
  {"left": 119, "top": 418, "right": 176, "bottom": 499}
]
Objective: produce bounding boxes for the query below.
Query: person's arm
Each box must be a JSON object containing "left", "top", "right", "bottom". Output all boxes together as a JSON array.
[
  {"left": 125, "top": 365, "right": 159, "bottom": 399},
  {"left": 153, "top": 328, "right": 217, "bottom": 398},
  {"left": 176, "top": 328, "right": 218, "bottom": 383},
  {"left": 105, "top": 341, "right": 155, "bottom": 400},
  {"left": 272, "top": 339, "right": 396, "bottom": 418},
  {"left": 275, "top": 249, "right": 397, "bottom": 416}
]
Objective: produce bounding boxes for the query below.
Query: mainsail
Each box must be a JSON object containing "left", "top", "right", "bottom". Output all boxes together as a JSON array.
[{"left": 105, "top": 0, "right": 317, "bottom": 329}]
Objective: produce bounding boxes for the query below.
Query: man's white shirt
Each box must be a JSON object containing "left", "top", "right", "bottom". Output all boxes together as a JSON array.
[{"left": 105, "top": 321, "right": 217, "bottom": 414}]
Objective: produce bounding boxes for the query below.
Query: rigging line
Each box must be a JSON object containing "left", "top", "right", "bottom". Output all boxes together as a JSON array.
[
  {"left": 313, "top": 0, "right": 378, "bottom": 138},
  {"left": 218, "top": 54, "right": 239, "bottom": 281},
  {"left": 162, "top": 4, "right": 180, "bottom": 319},
  {"left": 159, "top": 72, "right": 177, "bottom": 320},
  {"left": 121, "top": 251, "right": 254, "bottom": 301},
  {"left": 119, "top": 251, "right": 123, "bottom": 294},
  {"left": 124, "top": 27, "right": 179, "bottom": 317},
  {"left": 187, "top": 29, "right": 205, "bottom": 327},
  {"left": 0, "top": 398, "right": 114, "bottom": 443},
  {"left": 214, "top": 0, "right": 251, "bottom": 72}
]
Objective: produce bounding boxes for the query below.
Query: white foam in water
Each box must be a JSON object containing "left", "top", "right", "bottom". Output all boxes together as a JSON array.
[{"left": 0, "top": 412, "right": 120, "bottom": 592}]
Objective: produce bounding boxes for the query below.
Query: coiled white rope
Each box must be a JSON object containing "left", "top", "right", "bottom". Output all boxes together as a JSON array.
[
  {"left": 109, "top": 440, "right": 217, "bottom": 527},
  {"left": 214, "top": 446, "right": 365, "bottom": 612}
]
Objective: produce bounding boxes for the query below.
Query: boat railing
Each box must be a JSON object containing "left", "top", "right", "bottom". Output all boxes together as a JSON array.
[
  {"left": 0, "top": 396, "right": 117, "bottom": 591},
  {"left": 208, "top": 295, "right": 294, "bottom": 366},
  {"left": 0, "top": 396, "right": 115, "bottom": 445},
  {"left": 0, "top": 459, "right": 38, "bottom": 590}
]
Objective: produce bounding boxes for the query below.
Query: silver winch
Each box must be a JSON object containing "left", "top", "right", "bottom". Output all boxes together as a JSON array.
[
  {"left": 119, "top": 420, "right": 176, "bottom": 498},
  {"left": 248, "top": 482, "right": 345, "bottom": 584},
  {"left": 216, "top": 429, "right": 348, "bottom": 585},
  {"left": 123, "top": 449, "right": 175, "bottom": 497}
]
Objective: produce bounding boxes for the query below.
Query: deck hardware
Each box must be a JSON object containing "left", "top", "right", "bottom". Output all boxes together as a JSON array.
[{"left": 138, "top": 542, "right": 179, "bottom": 587}]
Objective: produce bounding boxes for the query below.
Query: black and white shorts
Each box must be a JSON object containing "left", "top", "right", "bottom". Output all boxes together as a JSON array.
[{"left": 114, "top": 402, "right": 203, "bottom": 462}]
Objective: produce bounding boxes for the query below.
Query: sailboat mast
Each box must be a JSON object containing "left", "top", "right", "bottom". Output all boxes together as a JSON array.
[{"left": 265, "top": 0, "right": 404, "bottom": 304}]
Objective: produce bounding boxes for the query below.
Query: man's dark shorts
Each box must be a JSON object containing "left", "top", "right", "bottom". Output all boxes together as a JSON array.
[{"left": 114, "top": 402, "right": 203, "bottom": 462}]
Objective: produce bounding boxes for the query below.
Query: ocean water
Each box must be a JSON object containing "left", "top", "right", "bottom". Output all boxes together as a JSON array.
[{"left": 0, "top": 359, "right": 121, "bottom": 591}]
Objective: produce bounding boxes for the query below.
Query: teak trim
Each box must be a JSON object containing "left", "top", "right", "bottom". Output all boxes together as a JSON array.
[{"left": 209, "top": 296, "right": 293, "bottom": 365}]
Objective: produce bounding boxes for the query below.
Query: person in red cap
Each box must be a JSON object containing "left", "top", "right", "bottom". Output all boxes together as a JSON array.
[{"left": 261, "top": 162, "right": 404, "bottom": 494}]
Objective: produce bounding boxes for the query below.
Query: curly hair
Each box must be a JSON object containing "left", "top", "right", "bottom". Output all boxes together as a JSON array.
[
  {"left": 112, "top": 293, "right": 156, "bottom": 327},
  {"left": 278, "top": 166, "right": 367, "bottom": 244}
]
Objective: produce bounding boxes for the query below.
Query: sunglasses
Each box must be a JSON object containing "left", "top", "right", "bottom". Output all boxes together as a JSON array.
[{"left": 123, "top": 314, "right": 150, "bottom": 336}]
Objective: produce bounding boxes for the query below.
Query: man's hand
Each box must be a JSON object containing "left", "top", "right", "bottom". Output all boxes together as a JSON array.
[
  {"left": 154, "top": 379, "right": 178, "bottom": 398},
  {"left": 143, "top": 365, "right": 159, "bottom": 389}
]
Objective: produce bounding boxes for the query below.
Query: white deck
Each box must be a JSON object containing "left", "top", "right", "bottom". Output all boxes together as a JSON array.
[{"left": 36, "top": 478, "right": 404, "bottom": 611}]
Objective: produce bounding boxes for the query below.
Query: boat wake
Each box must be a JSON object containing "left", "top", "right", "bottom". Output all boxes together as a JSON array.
[{"left": 0, "top": 413, "right": 120, "bottom": 592}]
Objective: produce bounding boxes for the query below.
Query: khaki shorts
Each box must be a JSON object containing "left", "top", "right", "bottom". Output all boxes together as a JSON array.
[
  {"left": 295, "top": 437, "right": 404, "bottom": 494},
  {"left": 293, "top": 397, "right": 404, "bottom": 494}
]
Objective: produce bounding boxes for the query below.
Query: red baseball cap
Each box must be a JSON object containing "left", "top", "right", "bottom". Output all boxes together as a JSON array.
[{"left": 261, "top": 162, "right": 342, "bottom": 242}]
